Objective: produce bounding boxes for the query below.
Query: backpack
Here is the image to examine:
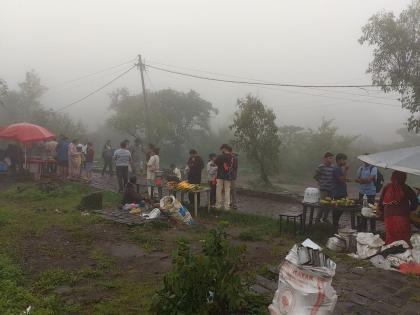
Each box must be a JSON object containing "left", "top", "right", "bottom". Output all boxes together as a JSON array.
[{"left": 358, "top": 165, "right": 384, "bottom": 193}]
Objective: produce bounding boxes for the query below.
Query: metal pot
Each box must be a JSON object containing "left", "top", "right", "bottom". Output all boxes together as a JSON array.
[{"left": 326, "top": 235, "right": 347, "bottom": 252}]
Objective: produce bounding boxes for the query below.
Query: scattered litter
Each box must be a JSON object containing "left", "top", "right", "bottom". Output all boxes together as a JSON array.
[
  {"left": 355, "top": 232, "right": 384, "bottom": 259},
  {"left": 411, "top": 233, "right": 420, "bottom": 264},
  {"left": 160, "top": 196, "right": 194, "bottom": 225},
  {"left": 370, "top": 255, "right": 392, "bottom": 270},
  {"left": 141, "top": 208, "right": 161, "bottom": 220},
  {"left": 81, "top": 211, "right": 90, "bottom": 216},
  {"left": 54, "top": 209, "right": 60, "bottom": 213},
  {"left": 269, "top": 239, "right": 337, "bottom": 315},
  {"left": 20, "top": 306, "right": 32, "bottom": 314}
]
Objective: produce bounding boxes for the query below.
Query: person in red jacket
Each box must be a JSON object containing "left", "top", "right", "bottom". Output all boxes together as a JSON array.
[{"left": 379, "top": 171, "right": 417, "bottom": 245}]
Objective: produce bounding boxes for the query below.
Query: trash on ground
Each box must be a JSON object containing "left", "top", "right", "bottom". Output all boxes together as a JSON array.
[
  {"left": 354, "top": 232, "right": 384, "bottom": 259},
  {"left": 269, "top": 238, "right": 337, "bottom": 315},
  {"left": 326, "top": 235, "right": 347, "bottom": 252},
  {"left": 141, "top": 208, "right": 161, "bottom": 220},
  {"left": 160, "top": 196, "right": 194, "bottom": 225}
]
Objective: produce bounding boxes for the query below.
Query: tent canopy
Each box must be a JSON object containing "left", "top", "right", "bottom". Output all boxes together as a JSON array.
[{"left": 358, "top": 146, "right": 420, "bottom": 176}]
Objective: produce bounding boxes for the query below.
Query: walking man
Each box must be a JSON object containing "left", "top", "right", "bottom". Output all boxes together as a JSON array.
[
  {"left": 314, "top": 152, "right": 334, "bottom": 223},
  {"left": 114, "top": 141, "right": 132, "bottom": 193}
]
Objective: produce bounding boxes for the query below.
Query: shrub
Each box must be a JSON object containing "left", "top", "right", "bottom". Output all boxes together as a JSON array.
[{"left": 150, "top": 225, "right": 265, "bottom": 315}]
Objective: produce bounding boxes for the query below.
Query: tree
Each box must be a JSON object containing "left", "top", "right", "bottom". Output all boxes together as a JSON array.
[
  {"left": 0, "top": 71, "right": 85, "bottom": 138},
  {"left": 278, "top": 119, "right": 357, "bottom": 179},
  {"left": 359, "top": 0, "right": 420, "bottom": 131},
  {"left": 230, "top": 95, "right": 281, "bottom": 184},
  {"left": 107, "top": 88, "right": 218, "bottom": 162}
]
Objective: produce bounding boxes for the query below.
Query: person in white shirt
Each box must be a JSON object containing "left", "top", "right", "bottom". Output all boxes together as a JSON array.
[
  {"left": 114, "top": 141, "right": 132, "bottom": 192},
  {"left": 147, "top": 148, "right": 160, "bottom": 196},
  {"left": 207, "top": 153, "right": 218, "bottom": 206}
]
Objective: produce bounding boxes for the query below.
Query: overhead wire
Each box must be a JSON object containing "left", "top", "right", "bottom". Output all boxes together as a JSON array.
[
  {"left": 47, "top": 58, "right": 136, "bottom": 90},
  {"left": 56, "top": 65, "right": 136, "bottom": 112},
  {"left": 146, "top": 63, "right": 401, "bottom": 108},
  {"left": 145, "top": 62, "right": 411, "bottom": 89}
]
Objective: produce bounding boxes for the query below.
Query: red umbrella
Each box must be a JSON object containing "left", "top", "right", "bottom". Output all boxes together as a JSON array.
[{"left": 0, "top": 122, "right": 55, "bottom": 143}]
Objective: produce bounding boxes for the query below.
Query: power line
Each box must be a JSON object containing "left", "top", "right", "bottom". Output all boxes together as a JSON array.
[
  {"left": 148, "top": 59, "right": 400, "bottom": 102},
  {"left": 146, "top": 63, "right": 408, "bottom": 88},
  {"left": 48, "top": 58, "right": 136, "bottom": 90},
  {"left": 56, "top": 65, "right": 136, "bottom": 112}
]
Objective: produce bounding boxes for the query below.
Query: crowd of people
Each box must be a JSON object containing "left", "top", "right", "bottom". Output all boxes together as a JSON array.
[{"left": 314, "top": 152, "right": 417, "bottom": 245}]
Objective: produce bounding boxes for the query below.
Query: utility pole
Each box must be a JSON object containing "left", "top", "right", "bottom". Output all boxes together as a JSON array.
[{"left": 137, "top": 54, "right": 150, "bottom": 144}]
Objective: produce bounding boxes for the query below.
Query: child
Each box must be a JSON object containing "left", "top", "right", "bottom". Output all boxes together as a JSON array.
[
  {"left": 84, "top": 142, "right": 94, "bottom": 182},
  {"left": 207, "top": 153, "right": 218, "bottom": 206},
  {"left": 170, "top": 163, "right": 182, "bottom": 180}
]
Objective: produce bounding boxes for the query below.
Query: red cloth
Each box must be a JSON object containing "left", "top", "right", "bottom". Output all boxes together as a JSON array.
[
  {"left": 383, "top": 171, "right": 407, "bottom": 205},
  {"left": 384, "top": 215, "right": 411, "bottom": 245}
]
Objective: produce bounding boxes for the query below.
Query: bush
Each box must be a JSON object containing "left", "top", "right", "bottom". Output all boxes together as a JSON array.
[{"left": 150, "top": 225, "right": 265, "bottom": 315}]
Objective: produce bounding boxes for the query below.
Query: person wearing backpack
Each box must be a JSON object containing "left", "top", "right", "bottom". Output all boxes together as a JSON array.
[
  {"left": 215, "top": 144, "right": 234, "bottom": 210},
  {"left": 355, "top": 156, "right": 383, "bottom": 205}
]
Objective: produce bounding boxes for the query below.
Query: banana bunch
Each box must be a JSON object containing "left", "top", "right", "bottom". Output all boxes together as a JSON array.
[
  {"left": 320, "top": 197, "right": 355, "bottom": 206},
  {"left": 175, "top": 181, "right": 201, "bottom": 191}
]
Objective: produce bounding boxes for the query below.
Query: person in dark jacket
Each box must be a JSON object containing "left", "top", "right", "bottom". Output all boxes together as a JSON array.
[
  {"left": 187, "top": 149, "right": 204, "bottom": 206},
  {"left": 102, "top": 140, "right": 113, "bottom": 176},
  {"left": 215, "top": 144, "right": 234, "bottom": 209}
]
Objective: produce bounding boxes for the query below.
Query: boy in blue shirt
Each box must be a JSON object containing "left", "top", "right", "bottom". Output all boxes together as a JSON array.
[
  {"left": 355, "top": 156, "right": 377, "bottom": 205},
  {"left": 332, "top": 153, "right": 349, "bottom": 228}
]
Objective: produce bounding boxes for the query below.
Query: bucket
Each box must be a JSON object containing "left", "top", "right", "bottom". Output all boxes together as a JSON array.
[{"left": 338, "top": 228, "right": 357, "bottom": 252}]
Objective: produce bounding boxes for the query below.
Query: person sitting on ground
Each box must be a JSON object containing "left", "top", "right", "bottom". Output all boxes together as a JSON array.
[{"left": 122, "top": 176, "right": 149, "bottom": 205}]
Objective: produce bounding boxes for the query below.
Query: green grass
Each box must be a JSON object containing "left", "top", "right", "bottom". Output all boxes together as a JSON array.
[{"left": 0, "top": 181, "right": 299, "bottom": 314}]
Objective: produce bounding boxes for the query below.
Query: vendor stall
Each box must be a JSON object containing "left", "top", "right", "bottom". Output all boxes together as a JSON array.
[{"left": 0, "top": 122, "right": 56, "bottom": 179}]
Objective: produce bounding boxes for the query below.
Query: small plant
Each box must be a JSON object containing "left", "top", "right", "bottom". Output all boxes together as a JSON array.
[{"left": 150, "top": 224, "right": 266, "bottom": 315}]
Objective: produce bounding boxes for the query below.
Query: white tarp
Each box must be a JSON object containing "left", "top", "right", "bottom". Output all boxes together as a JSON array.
[{"left": 358, "top": 146, "right": 420, "bottom": 176}]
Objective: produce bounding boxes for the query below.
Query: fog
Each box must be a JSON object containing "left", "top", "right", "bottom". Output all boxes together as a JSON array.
[{"left": 0, "top": 0, "right": 412, "bottom": 141}]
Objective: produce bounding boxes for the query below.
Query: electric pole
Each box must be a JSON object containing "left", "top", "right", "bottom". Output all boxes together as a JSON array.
[{"left": 137, "top": 54, "right": 150, "bottom": 143}]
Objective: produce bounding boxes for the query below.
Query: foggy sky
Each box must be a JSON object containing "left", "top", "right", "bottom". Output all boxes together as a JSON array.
[{"left": 0, "top": 0, "right": 412, "bottom": 141}]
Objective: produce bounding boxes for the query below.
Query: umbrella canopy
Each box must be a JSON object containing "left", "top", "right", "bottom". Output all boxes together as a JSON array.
[
  {"left": 0, "top": 122, "right": 55, "bottom": 143},
  {"left": 358, "top": 146, "right": 420, "bottom": 176}
]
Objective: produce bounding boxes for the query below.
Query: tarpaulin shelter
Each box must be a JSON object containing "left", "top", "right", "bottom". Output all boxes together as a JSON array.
[{"left": 358, "top": 146, "right": 420, "bottom": 176}]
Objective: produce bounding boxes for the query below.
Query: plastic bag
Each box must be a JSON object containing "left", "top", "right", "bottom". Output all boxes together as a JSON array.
[
  {"left": 142, "top": 208, "right": 161, "bottom": 220},
  {"left": 160, "top": 196, "right": 194, "bottom": 225},
  {"left": 356, "top": 233, "right": 384, "bottom": 259},
  {"left": 370, "top": 255, "right": 392, "bottom": 270},
  {"left": 269, "top": 240, "right": 337, "bottom": 315}
]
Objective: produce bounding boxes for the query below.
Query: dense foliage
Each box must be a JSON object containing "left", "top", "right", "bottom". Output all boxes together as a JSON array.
[
  {"left": 278, "top": 119, "right": 358, "bottom": 179},
  {"left": 150, "top": 225, "right": 265, "bottom": 315},
  {"left": 0, "top": 71, "right": 85, "bottom": 138},
  {"left": 107, "top": 88, "right": 217, "bottom": 156},
  {"left": 230, "top": 95, "right": 281, "bottom": 184},
  {"left": 360, "top": 0, "right": 420, "bottom": 131}
]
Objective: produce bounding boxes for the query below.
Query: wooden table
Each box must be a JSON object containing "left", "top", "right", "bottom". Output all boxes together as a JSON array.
[
  {"left": 172, "top": 187, "right": 211, "bottom": 217},
  {"left": 302, "top": 202, "right": 360, "bottom": 231}
]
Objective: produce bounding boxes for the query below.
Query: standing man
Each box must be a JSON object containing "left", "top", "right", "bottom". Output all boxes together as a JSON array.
[
  {"left": 228, "top": 147, "right": 239, "bottom": 209},
  {"left": 215, "top": 144, "right": 234, "bottom": 210},
  {"left": 355, "top": 156, "right": 378, "bottom": 205},
  {"left": 187, "top": 149, "right": 204, "bottom": 206},
  {"left": 207, "top": 153, "right": 218, "bottom": 207},
  {"left": 146, "top": 147, "right": 160, "bottom": 196},
  {"left": 332, "top": 153, "right": 349, "bottom": 229},
  {"left": 314, "top": 152, "right": 334, "bottom": 223},
  {"left": 56, "top": 135, "right": 70, "bottom": 178},
  {"left": 114, "top": 141, "right": 132, "bottom": 193},
  {"left": 102, "top": 140, "right": 113, "bottom": 176},
  {"left": 130, "top": 138, "right": 144, "bottom": 177}
]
